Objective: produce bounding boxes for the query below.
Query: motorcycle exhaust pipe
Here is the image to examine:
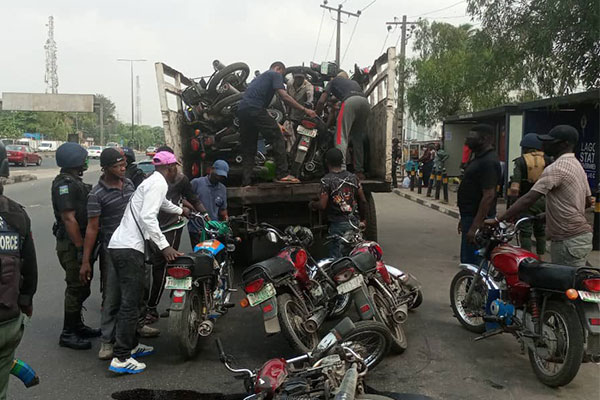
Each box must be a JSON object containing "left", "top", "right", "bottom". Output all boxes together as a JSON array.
[
  {"left": 198, "top": 320, "right": 214, "bottom": 337},
  {"left": 386, "top": 265, "right": 420, "bottom": 290},
  {"left": 304, "top": 308, "right": 328, "bottom": 334},
  {"left": 392, "top": 303, "right": 408, "bottom": 324}
]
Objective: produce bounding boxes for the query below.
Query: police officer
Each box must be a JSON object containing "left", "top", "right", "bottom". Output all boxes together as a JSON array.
[
  {"left": 51, "top": 142, "right": 100, "bottom": 350},
  {"left": 508, "top": 133, "right": 552, "bottom": 255},
  {"left": 122, "top": 147, "right": 146, "bottom": 188},
  {"left": 0, "top": 142, "right": 38, "bottom": 400}
]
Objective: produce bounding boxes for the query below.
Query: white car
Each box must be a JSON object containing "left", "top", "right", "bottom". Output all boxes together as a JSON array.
[{"left": 87, "top": 146, "right": 103, "bottom": 159}]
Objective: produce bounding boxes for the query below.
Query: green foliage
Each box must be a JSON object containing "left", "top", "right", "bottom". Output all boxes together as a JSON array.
[{"left": 467, "top": 0, "right": 600, "bottom": 95}]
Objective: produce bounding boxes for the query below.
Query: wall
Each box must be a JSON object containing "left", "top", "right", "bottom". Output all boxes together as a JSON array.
[{"left": 507, "top": 114, "right": 524, "bottom": 179}]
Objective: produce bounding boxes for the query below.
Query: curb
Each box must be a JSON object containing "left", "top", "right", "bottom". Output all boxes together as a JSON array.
[
  {"left": 393, "top": 189, "right": 460, "bottom": 219},
  {"left": 2, "top": 175, "right": 38, "bottom": 185}
]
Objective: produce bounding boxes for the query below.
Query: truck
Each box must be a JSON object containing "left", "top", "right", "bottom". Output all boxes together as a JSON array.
[{"left": 156, "top": 48, "right": 398, "bottom": 253}]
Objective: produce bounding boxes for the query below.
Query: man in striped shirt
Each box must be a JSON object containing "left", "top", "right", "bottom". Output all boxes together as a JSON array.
[{"left": 495, "top": 125, "right": 595, "bottom": 266}]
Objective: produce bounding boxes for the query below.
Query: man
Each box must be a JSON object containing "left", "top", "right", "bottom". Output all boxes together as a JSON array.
[
  {"left": 287, "top": 72, "right": 314, "bottom": 125},
  {"left": 494, "top": 125, "right": 594, "bottom": 266},
  {"left": 0, "top": 143, "right": 37, "bottom": 400},
  {"left": 122, "top": 147, "right": 146, "bottom": 188},
  {"left": 51, "top": 142, "right": 100, "bottom": 350},
  {"left": 189, "top": 160, "right": 229, "bottom": 246},
  {"left": 507, "top": 133, "right": 552, "bottom": 255},
  {"left": 419, "top": 144, "right": 435, "bottom": 188},
  {"left": 237, "top": 61, "right": 317, "bottom": 186},
  {"left": 391, "top": 138, "right": 400, "bottom": 188},
  {"left": 144, "top": 145, "right": 208, "bottom": 324},
  {"left": 457, "top": 124, "right": 501, "bottom": 264},
  {"left": 310, "top": 148, "right": 367, "bottom": 258},
  {"left": 107, "top": 151, "right": 189, "bottom": 374},
  {"left": 79, "top": 148, "right": 140, "bottom": 360},
  {"left": 316, "top": 71, "right": 369, "bottom": 180}
]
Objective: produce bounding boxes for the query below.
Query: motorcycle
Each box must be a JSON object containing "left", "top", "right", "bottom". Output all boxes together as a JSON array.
[
  {"left": 165, "top": 213, "right": 238, "bottom": 359},
  {"left": 289, "top": 115, "right": 332, "bottom": 181},
  {"left": 449, "top": 216, "right": 600, "bottom": 387},
  {"left": 216, "top": 317, "right": 398, "bottom": 400}
]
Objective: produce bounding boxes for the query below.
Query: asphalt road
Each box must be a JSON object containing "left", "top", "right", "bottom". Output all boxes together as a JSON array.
[{"left": 4, "top": 175, "right": 600, "bottom": 400}]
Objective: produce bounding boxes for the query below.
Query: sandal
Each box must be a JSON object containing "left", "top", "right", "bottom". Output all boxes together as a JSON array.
[{"left": 275, "top": 175, "right": 301, "bottom": 184}]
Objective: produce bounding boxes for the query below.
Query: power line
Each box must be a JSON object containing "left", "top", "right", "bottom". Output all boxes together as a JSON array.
[
  {"left": 409, "top": 0, "right": 466, "bottom": 18},
  {"left": 380, "top": 30, "right": 390, "bottom": 54},
  {"left": 361, "top": 0, "right": 377, "bottom": 12},
  {"left": 313, "top": 9, "right": 326, "bottom": 61},
  {"left": 325, "top": 20, "right": 337, "bottom": 61},
  {"left": 342, "top": 18, "right": 360, "bottom": 63}
]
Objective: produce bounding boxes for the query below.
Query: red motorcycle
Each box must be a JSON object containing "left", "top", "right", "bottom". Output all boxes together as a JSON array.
[{"left": 450, "top": 216, "right": 600, "bottom": 387}]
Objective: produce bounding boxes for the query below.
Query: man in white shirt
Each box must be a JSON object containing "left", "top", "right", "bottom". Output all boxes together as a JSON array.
[{"left": 107, "top": 151, "right": 189, "bottom": 374}]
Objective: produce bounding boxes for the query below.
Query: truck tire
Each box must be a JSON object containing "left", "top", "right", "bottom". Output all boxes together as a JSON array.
[
  {"left": 364, "top": 191, "right": 377, "bottom": 241},
  {"left": 284, "top": 66, "right": 320, "bottom": 83},
  {"left": 207, "top": 62, "right": 250, "bottom": 95}
]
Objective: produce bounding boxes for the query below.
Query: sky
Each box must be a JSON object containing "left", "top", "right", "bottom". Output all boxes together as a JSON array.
[{"left": 0, "top": 0, "right": 475, "bottom": 127}]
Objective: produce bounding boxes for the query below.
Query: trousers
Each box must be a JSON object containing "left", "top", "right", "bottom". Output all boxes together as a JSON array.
[
  {"left": 550, "top": 232, "right": 593, "bottom": 267},
  {"left": 0, "top": 314, "right": 25, "bottom": 400},
  {"left": 56, "top": 239, "right": 90, "bottom": 330},
  {"left": 100, "top": 246, "right": 119, "bottom": 344},
  {"left": 147, "top": 229, "right": 182, "bottom": 310},
  {"left": 335, "top": 96, "right": 370, "bottom": 173}
]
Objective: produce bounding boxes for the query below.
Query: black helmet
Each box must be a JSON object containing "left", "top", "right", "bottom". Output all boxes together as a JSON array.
[
  {"left": 122, "top": 146, "right": 136, "bottom": 163},
  {"left": 0, "top": 142, "right": 9, "bottom": 178},
  {"left": 520, "top": 133, "right": 542, "bottom": 150},
  {"left": 287, "top": 226, "right": 314, "bottom": 248},
  {"left": 56, "top": 142, "right": 88, "bottom": 169}
]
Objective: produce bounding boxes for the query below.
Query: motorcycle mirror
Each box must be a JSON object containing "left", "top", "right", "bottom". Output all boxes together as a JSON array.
[{"left": 266, "top": 231, "right": 278, "bottom": 243}]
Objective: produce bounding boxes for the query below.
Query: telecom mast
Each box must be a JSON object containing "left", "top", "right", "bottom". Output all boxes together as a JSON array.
[
  {"left": 135, "top": 75, "right": 142, "bottom": 125},
  {"left": 44, "top": 16, "right": 59, "bottom": 94}
]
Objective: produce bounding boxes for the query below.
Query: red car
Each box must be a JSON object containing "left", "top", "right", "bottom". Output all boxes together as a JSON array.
[{"left": 7, "top": 145, "right": 42, "bottom": 166}]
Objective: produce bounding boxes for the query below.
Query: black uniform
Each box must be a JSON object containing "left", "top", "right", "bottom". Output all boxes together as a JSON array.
[{"left": 125, "top": 163, "right": 146, "bottom": 188}]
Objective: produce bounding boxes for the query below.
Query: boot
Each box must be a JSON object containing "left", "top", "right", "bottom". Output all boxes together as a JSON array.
[
  {"left": 59, "top": 311, "right": 92, "bottom": 350},
  {"left": 75, "top": 311, "right": 101, "bottom": 338}
]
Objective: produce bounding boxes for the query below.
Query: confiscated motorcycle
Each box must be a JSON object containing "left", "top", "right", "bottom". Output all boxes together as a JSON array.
[
  {"left": 216, "top": 317, "right": 397, "bottom": 400},
  {"left": 289, "top": 116, "right": 332, "bottom": 181},
  {"left": 165, "top": 213, "right": 238, "bottom": 359},
  {"left": 450, "top": 216, "right": 600, "bottom": 387}
]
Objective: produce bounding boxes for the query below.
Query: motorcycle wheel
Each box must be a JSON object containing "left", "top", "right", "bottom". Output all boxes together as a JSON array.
[
  {"left": 340, "top": 320, "right": 392, "bottom": 370},
  {"left": 409, "top": 290, "right": 423, "bottom": 310},
  {"left": 527, "top": 300, "right": 584, "bottom": 387},
  {"left": 449, "top": 270, "right": 486, "bottom": 333},
  {"left": 356, "top": 395, "right": 396, "bottom": 400},
  {"left": 207, "top": 62, "right": 250, "bottom": 94},
  {"left": 168, "top": 289, "right": 202, "bottom": 359},
  {"left": 369, "top": 285, "right": 407, "bottom": 353},
  {"left": 211, "top": 93, "right": 243, "bottom": 116},
  {"left": 277, "top": 293, "right": 319, "bottom": 353},
  {"left": 327, "top": 294, "right": 353, "bottom": 320}
]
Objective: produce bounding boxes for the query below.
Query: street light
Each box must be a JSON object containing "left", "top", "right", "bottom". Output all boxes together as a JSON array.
[{"left": 117, "top": 58, "right": 146, "bottom": 148}]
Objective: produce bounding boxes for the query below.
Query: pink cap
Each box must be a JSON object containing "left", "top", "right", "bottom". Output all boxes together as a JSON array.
[{"left": 152, "top": 151, "right": 181, "bottom": 166}]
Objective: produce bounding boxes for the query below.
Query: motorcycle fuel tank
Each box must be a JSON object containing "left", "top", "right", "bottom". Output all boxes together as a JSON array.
[{"left": 490, "top": 244, "right": 539, "bottom": 286}]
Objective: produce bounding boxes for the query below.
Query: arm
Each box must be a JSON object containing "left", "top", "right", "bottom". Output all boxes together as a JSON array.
[
  {"left": 60, "top": 210, "right": 83, "bottom": 247},
  {"left": 586, "top": 195, "right": 596, "bottom": 209},
  {"left": 277, "top": 88, "right": 316, "bottom": 117},
  {"left": 182, "top": 177, "right": 208, "bottom": 213},
  {"left": 160, "top": 197, "right": 183, "bottom": 215},
  {"left": 499, "top": 190, "right": 543, "bottom": 222},
  {"left": 142, "top": 186, "right": 180, "bottom": 250},
  {"left": 306, "top": 84, "right": 314, "bottom": 104},
  {"left": 219, "top": 209, "right": 229, "bottom": 221},
  {"left": 315, "top": 92, "right": 329, "bottom": 115},
  {"left": 80, "top": 216, "right": 99, "bottom": 284},
  {"left": 19, "top": 217, "right": 38, "bottom": 317},
  {"left": 357, "top": 187, "right": 367, "bottom": 223},
  {"left": 310, "top": 193, "right": 329, "bottom": 211}
]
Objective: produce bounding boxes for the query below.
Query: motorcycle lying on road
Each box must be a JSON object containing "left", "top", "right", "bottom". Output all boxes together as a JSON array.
[
  {"left": 164, "top": 213, "right": 239, "bottom": 359},
  {"left": 449, "top": 216, "right": 600, "bottom": 387},
  {"left": 217, "top": 317, "right": 400, "bottom": 400}
]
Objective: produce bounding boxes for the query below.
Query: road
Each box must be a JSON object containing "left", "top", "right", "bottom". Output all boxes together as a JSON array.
[{"left": 5, "top": 170, "right": 600, "bottom": 400}]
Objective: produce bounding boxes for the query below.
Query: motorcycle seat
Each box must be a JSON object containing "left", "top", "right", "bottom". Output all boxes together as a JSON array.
[
  {"left": 242, "top": 257, "right": 295, "bottom": 282},
  {"left": 168, "top": 254, "right": 214, "bottom": 277},
  {"left": 518, "top": 259, "right": 577, "bottom": 291}
]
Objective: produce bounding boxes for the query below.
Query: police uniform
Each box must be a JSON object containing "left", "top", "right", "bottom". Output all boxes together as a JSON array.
[
  {"left": 51, "top": 171, "right": 94, "bottom": 342},
  {"left": 125, "top": 164, "right": 146, "bottom": 188}
]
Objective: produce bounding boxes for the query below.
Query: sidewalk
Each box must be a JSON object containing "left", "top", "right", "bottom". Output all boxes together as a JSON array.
[{"left": 393, "top": 185, "right": 599, "bottom": 268}]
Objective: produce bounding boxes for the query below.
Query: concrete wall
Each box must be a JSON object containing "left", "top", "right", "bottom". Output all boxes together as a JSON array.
[{"left": 1, "top": 92, "right": 94, "bottom": 112}]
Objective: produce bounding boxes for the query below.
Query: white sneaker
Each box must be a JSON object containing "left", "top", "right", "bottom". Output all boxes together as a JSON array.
[
  {"left": 108, "top": 357, "right": 146, "bottom": 374},
  {"left": 98, "top": 343, "right": 114, "bottom": 360},
  {"left": 131, "top": 343, "right": 155, "bottom": 358}
]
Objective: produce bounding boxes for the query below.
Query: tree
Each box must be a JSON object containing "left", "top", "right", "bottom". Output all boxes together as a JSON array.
[
  {"left": 406, "top": 21, "right": 514, "bottom": 127},
  {"left": 467, "top": 0, "right": 600, "bottom": 95}
]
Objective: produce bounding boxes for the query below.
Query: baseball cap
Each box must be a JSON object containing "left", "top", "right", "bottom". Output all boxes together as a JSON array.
[
  {"left": 212, "top": 159, "right": 229, "bottom": 177},
  {"left": 100, "top": 147, "right": 125, "bottom": 167},
  {"left": 152, "top": 151, "right": 180, "bottom": 166},
  {"left": 537, "top": 125, "right": 579, "bottom": 145}
]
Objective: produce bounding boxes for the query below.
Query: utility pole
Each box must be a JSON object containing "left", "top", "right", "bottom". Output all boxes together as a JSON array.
[
  {"left": 386, "top": 15, "right": 417, "bottom": 142},
  {"left": 117, "top": 58, "right": 146, "bottom": 148},
  {"left": 320, "top": 1, "right": 361, "bottom": 67}
]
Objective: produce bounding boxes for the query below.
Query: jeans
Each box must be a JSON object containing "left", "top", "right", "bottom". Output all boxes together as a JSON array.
[
  {"left": 328, "top": 221, "right": 354, "bottom": 259},
  {"left": 100, "top": 246, "right": 119, "bottom": 344},
  {"left": 109, "top": 248, "right": 145, "bottom": 361},
  {"left": 147, "top": 229, "right": 182, "bottom": 310},
  {"left": 550, "top": 232, "right": 593, "bottom": 267},
  {"left": 460, "top": 214, "right": 481, "bottom": 265},
  {"left": 0, "top": 314, "right": 25, "bottom": 400}
]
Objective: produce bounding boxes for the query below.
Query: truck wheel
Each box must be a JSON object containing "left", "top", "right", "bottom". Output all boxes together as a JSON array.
[{"left": 364, "top": 191, "right": 377, "bottom": 241}]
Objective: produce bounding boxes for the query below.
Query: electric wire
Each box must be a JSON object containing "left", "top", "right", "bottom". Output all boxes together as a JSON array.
[
  {"left": 380, "top": 30, "right": 390, "bottom": 54},
  {"left": 342, "top": 18, "right": 360, "bottom": 63},
  {"left": 409, "top": 0, "right": 466, "bottom": 18},
  {"left": 361, "top": 0, "right": 377, "bottom": 12},
  {"left": 325, "top": 18, "right": 337, "bottom": 61},
  {"left": 313, "top": 9, "right": 326, "bottom": 61}
]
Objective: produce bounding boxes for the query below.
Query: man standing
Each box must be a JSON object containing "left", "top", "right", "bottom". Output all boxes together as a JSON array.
[
  {"left": 507, "top": 133, "right": 551, "bottom": 256},
  {"left": 0, "top": 143, "right": 37, "bottom": 400},
  {"left": 287, "top": 72, "right": 314, "bottom": 125},
  {"left": 315, "top": 71, "right": 369, "bottom": 180},
  {"left": 107, "top": 151, "right": 189, "bottom": 374},
  {"left": 495, "top": 125, "right": 594, "bottom": 266},
  {"left": 122, "top": 147, "right": 146, "bottom": 188},
  {"left": 79, "top": 148, "right": 138, "bottom": 360},
  {"left": 189, "top": 160, "right": 229, "bottom": 246},
  {"left": 237, "top": 61, "right": 317, "bottom": 186},
  {"left": 457, "top": 124, "right": 501, "bottom": 264},
  {"left": 419, "top": 144, "right": 435, "bottom": 188},
  {"left": 51, "top": 142, "right": 100, "bottom": 350}
]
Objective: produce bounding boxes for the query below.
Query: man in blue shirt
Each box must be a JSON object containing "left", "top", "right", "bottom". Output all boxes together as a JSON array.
[
  {"left": 237, "top": 61, "right": 317, "bottom": 186},
  {"left": 189, "top": 160, "right": 229, "bottom": 246}
]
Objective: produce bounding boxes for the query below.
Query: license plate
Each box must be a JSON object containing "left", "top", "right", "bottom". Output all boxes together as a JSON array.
[
  {"left": 337, "top": 275, "right": 364, "bottom": 294},
  {"left": 298, "top": 126, "right": 317, "bottom": 138},
  {"left": 578, "top": 291, "right": 600, "bottom": 303},
  {"left": 165, "top": 276, "right": 192, "bottom": 290},
  {"left": 247, "top": 283, "right": 276, "bottom": 307}
]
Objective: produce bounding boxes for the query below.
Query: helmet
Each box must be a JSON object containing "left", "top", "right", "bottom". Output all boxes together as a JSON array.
[
  {"left": 122, "top": 147, "right": 136, "bottom": 163},
  {"left": 56, "top": 142, "right": 88, "bottom": 169},
  {"left": 520, "top": 133, "right": 542, "bottom": 151},
  {"left": 288, "top": 226, "right": 314, "bottom": 248},
  {"left": 0, "top": 142, "right": 9, "bottom": 178}
]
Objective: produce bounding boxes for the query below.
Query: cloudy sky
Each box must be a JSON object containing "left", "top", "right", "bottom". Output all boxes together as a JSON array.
[{"left": 0, "top": 0, "right": 474, "bottom": 127}]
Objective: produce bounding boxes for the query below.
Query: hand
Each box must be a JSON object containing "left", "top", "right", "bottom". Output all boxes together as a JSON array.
[
  {"left": 304, "top": 108, "right": 317, "bottom": 118},
  {"left": 484, "top": 218, "right": 499, "bottom": 227},
  {"left": 203, "top": 212, "right": 211, "bottom": 221},
  {"left": 182, "top": 207, "right": 191, "bottom": 218},
  {"left": 466, "top": 226, "right": 478, "bottom": 245},
  {"left": 20, "top": 304, "right": 33, "bottom": 317},
  {"left": 162, "top": 246, "right": 183, "bottom": 262},
  {"left": 359, "top": 220, "right": 366, "bottom": 231},
  {"left": 79, "top": 262, "right": 92, "bottom": 285},
  {"left": 457, "top": 220, "right": 462, "bottom": 234}
]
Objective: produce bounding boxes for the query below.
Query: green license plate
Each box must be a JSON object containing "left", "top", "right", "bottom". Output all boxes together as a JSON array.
[
  {"left": 247, "top": 283, "right": 276, "bottom": 307},
  {"left": 165, "top": 276, "right": 192, "bottom": 290},
  {"left": 578, "top": 291, "right": 600, "bottom": 303}
]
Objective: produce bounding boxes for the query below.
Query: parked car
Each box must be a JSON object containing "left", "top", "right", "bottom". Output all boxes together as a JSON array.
[
  {"left": 145, "top": 146, "right": 157, "bottom": 157},
  {"left": 106, "top": 142, "right": 119, "bottom": 148},
  {"left": 6, "top": 145, "right": 42, "bottom": 166},
  {"left": 38, "top": 141, "right": 58, "bottom": 152},
  {"left": 88, "top": 146, "right": 103, "bottom": 159},
  {"left": 0, "top": 139, "right": 15, "bottom": 146},
  {"left": 135, "top": 160, "right": 155, "bottom": 176}
]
